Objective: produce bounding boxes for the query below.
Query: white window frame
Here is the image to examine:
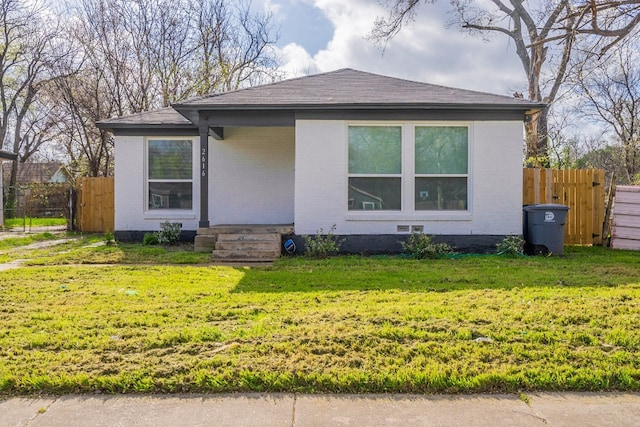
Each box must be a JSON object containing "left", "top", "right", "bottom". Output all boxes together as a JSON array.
[
  {"left": 413, "top": 124, "right": 469, "bottom": 212},
  {"left": 347, "top": 124, "right": 403, "bottom": 211},
  {"left": 345, "top": 121, "right": 473, "bottom": 221},
  {"left": 144, "top": 137, "right": 195, "bottom": 213}
]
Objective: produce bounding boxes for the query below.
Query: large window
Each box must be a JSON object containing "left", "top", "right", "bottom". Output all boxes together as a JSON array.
[
  {"left": 147, "top": 139, "right": 193, "bottom": 210},
  {"left": 348, "top": 126, "right": 402, "bottom": 210},
  {"left": 347, "top": 124, "right": 469, "bottom": 213},
  {"left": 414, "top": 126, "right": 468, "bottom": 211}
]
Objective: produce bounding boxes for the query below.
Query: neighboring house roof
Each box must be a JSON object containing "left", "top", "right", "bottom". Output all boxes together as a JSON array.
[
  {"left": 0, "top": 149, "right": 17, "bottom": 160},
  {"left": 98, "top": 68, "right": 546, "bottom": 132},
  {"left": 2, "top": 162, "right": 68, "bottom": 185}
]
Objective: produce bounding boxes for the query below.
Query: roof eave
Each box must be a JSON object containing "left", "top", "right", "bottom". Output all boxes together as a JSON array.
[
  {"left": 96, "top": 122, "right": 198, "bottom": 136},
  {"left": 0, "top": 149, "right": 18, "bottom": 160},
  {"left": 172, "top": 102, "right": 545, "bottom": 127},
  {"left": 96, "top": 121, "right": 196, "bottom": 129},
  {"left": 98, "top": 101, "right": 547, "bottom": 132}
]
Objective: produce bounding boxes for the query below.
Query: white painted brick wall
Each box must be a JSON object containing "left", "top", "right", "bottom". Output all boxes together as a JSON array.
[
  {"left": 294, "top": 120, "right": 524, "bottom": 236},
  {"left": 472, "top": 121, "right": 524, "bottom": 235},
  {"left": 114, "top": 135, "right": 200, "bottom": 232},
  {"left": 115, "top": 128, "right": 294, "bottom": 231},
  {"left": 209, "top": 127, "right": 295, "bottom": 225},
  {"left": 115, "top": 121, "right": 523, "bottom": 236}
]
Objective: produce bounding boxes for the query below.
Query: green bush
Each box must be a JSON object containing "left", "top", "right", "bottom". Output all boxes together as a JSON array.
[
  {"left": 303, "top": 224, "right": 345, "bottom": 258},
  {"left": 104, "top": 231, "right": 116, "bottom": 246},
  {"left": 401, "top": 233, "right": 455, "bottom": 259},
  {"left": 155, "top": 222, "right": 181, "bottom": 245},
  {"left": 143, "top": 232, "right": 159, "bottom": 245},
  {"left": 496, "top": 235, "right": 524, "bottom": 257}
]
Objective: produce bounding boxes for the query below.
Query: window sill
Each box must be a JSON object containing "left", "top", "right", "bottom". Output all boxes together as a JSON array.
[{"left": 345, "top": 212, "right": 472, "bottom": 222}]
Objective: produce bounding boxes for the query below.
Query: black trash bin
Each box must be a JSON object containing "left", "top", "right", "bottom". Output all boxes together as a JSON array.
[{"left": 523, "top": 204, "right": 570, "bottom": 255}]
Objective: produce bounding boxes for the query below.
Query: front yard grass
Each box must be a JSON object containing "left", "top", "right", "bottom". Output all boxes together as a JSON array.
[
  {"left": 3, "top": 217, "right": 67, "bottom": 229},
  {"left": 0, "top": 244, "right": 639, "bottom": 395},
  {"left": 0, "top": 232, "right": 211, "bottom": 265}
]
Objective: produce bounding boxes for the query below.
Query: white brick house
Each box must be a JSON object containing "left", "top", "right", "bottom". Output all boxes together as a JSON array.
[{"left": 98, "top": 69, "right": 544, "bottom": 255}]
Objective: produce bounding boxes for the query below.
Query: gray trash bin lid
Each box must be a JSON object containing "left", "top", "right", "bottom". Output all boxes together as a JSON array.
[{"left": 523, "top": 204, "right": 569, "bottom": 211}]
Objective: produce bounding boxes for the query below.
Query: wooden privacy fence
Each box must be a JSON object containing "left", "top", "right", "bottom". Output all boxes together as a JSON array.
[
  {"left": 523, "top": 169, "right": 606, "bottom": 245},
  {"left": 77, "top": 177, "right": 114, "bottom": 232}
]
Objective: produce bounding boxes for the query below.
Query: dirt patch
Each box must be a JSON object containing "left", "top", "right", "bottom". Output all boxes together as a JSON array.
[
  {"left": 0, "top": 236, "right": 81, "bottom": 271},
  {"left": 0, "top": 259, "right": 26, "bottom": 272}
]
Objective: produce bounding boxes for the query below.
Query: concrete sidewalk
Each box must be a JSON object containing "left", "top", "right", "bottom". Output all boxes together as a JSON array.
[{"left": 2, "top": 392, "right": 639, "bottom": 427}]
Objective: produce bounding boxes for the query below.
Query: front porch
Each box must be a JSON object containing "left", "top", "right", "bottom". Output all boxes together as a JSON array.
[{"left": 195, "top": 224, "right": 294, "bottom": 262}]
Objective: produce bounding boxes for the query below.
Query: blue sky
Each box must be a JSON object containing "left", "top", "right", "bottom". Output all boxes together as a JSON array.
[
  {"left": 260, "top": 0, "right": 526, "bottom": 97},
  {"left": 273, "top": 0, "right": 334, "bottom": 56}
]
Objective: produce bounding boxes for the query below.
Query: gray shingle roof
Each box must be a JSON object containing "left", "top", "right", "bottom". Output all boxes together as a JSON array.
[
  {"left": 174, "top": 68, "right": 541, "bottom": 108},
  {"left": 98, "top": 107, "right": 193, "bottom": 127},
  {"left": 98, "top": 68, "right": 544, "bottom": 129}
]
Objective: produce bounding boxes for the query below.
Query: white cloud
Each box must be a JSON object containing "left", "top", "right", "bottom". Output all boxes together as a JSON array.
[
  {"left": 279, "top": 43, "right": 317, "bottom": 76},
  {"left": 263, "top": 0, "right": 282, "bottom": 15},
  {"left": 267, "top": 0, "right": 526, "bottom": 96}
]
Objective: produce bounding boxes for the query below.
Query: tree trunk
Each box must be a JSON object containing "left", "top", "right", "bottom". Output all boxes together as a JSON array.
[
  {"left": 522, "top": 38, "right": 550, "bottom": 167},
  {"left": 525, "top": 108, "right": 550, "bottom": 167},
  {"left": 623, "top": 139, "right": 639, "bottom": 183},
  {"left": 537, "top": 109, "right": 550, "bottom": 167}
]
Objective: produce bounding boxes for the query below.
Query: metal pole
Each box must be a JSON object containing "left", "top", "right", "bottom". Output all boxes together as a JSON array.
[{"left": 0, "top": 161, "right": 4, "bottom": 228}]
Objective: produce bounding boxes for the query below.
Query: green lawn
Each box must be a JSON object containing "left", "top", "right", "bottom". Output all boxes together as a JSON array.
[
  {"left": 3, "top": 217, "right": 67, "bottom": 228},
  {"left": 0, "top": 238, "right": 639, "bottom": 395}
]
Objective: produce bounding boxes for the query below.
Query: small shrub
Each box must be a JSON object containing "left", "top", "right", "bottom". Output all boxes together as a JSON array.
[
  {"left": 104, "top": 231, "right": 116, "bottom": 246},
  {"left": 155, "top": 222, "right": 181, "bottom": 245},
  {"left": 143, "top": 232, "right": 159, "bottom": 245},
  {"left": 401, "top": 233, "right": 455, "bottom": 259},
  {"left": 496, "top": 235, "right": 524, "bottom": 257},
  {"left": 303, "top": 224, "right": 345, "bottom": 258}
]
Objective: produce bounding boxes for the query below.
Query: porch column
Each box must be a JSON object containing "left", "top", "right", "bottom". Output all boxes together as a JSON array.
[{"left": 198, "top": 118, "right": 209, "bottom": 228}]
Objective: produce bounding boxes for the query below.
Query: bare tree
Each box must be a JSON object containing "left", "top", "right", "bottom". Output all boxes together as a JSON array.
[
  {"left": 149, "top": 0, "right": 195, "bottom": 106},
  {"left": 51, "top": 0, "right": 280, "bottom": 177},
  {"left": 68, "top": 0, "right": 278, "bottom": 108},
  {"left": 547, "top": 110, "right": 585, "bottom": 169},
  {"left": 577, "top": 46, "right": 640, "bottom": 183},
  {"left": 565, "top": 1, "right": 640, "bottom": 54},
  {"left": 370, "top": 1, "right": 640, "bottom": 165},
  {"left": 0, "top": 0, "right": 71, "bottom": 213},
  {"left": 70, "top": 0, "right": 158, "bottom": 114},
  {"left": 189, "top": 0, "right": 279, "bottom": 96},
  {"left": 14, "top": 98, "right": 61, "bottom": 163},
  {"left": 48, "top": 64, "right": 116, "bottom": 177}
]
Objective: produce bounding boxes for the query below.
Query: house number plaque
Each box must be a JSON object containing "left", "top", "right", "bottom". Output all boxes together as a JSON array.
[{"left": 201, "top": 148, "right": 207, "bottom": 177}]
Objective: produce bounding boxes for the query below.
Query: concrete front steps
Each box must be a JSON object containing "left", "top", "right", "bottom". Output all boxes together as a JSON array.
[
  {"left": 195, "top": 225, "right": 293, "bottom": 262},
  {"left": 214, "top": 233, "right": 281, "bottom": 261}
]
